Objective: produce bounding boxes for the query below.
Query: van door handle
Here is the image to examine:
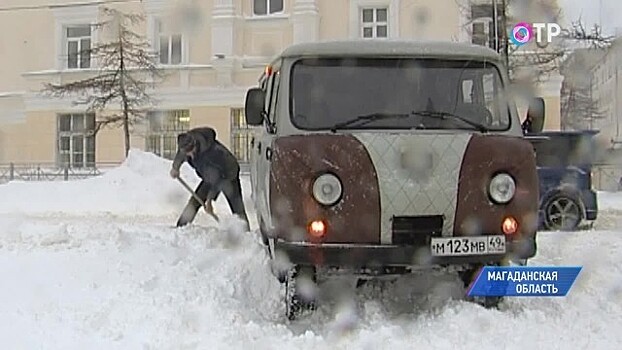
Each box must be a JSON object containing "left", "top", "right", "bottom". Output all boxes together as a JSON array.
[
  {"left": 257, "top": 142, "right": 262, "bottom": 154},
  {"left": 266, "top": 147, "right": 272, "bottom": 161}
]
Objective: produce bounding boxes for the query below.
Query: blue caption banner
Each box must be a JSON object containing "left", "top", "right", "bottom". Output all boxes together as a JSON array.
[{"left": 467, "top": 266, "right": 582, "bottom": 297}]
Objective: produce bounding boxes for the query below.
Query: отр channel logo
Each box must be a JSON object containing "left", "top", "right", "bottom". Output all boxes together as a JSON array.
[{"left": 510, "top": 22, "right": 533, "bottom": 46}]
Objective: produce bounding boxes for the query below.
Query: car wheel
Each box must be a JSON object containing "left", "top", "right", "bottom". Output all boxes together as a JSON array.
[
  {"left": 544, "top": 194, "right": 583, "bottom": 231},
  {"left": 285, "top": 266, "right": 317, "bottom": 321}
]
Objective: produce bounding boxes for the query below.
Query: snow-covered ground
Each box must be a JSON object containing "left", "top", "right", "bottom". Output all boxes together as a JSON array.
[{"left": 1, "top": 150, "right": 621, "bottom": 350}]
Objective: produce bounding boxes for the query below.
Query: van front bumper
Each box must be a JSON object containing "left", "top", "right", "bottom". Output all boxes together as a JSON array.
[{"left": 274, "top": 237, "right": 536, "bottom": 268}]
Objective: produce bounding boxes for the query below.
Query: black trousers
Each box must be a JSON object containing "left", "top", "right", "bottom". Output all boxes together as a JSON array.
[{"left": 176, "top": 176, "right": 250, "bottom": 229}]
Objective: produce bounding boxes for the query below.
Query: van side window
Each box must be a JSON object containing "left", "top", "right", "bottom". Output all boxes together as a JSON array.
[
  {"left": 263, "top": 76, "right": 272, "bottom": 117},
  {"left": 268, "top": 71, "right": 281, "bottom": 123},
  {"left": 482, "top": 73, "right": 504, "bottom": 125}
]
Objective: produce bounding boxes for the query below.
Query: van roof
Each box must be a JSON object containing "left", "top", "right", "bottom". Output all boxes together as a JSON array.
[{"left": 278, "top": 39, "right": 503, "bottom": 62}]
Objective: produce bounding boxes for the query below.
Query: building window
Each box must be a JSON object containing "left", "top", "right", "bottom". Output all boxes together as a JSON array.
[
  {"left": 471, "top": 21, "right": 490, "bottom": 46},
  {"left": 66, "top": 25, "right": 91, "bottom": 69},
  {"left": 57, "top": 113, "right": 96, "bottom": 168},
  {"left": 146, "top": 110, "right": 190, "bottom": 160},
  {"left": 230, "top": 108, "right": 252, "bottom": 164},
  {"left": 156, "top": 19, "right": 182, "bottom": 65},
  {"left": 471, "top": 3, "right": 504, "bottom": 50},
  {"left": 253, "top": 0, "right": 284, "bottom": 16},
  {"left": 361, "top": 8, "right": 388, "bottom": 38}
]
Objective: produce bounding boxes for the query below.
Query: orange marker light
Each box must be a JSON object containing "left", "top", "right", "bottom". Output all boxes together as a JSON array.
[
  {"left": 308, "top": 220, "right": 326, "bottom": 238},
  {"left": 265, "top": 65, "right": 273, "bottom": 76},
  {"left": 502, "top": 216, "right": 518, "bottom": 235}
]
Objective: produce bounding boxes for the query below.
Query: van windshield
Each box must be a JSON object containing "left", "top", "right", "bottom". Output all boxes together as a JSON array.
[{"left": 290, "top": 57, "right": 511, "bottom": 131}]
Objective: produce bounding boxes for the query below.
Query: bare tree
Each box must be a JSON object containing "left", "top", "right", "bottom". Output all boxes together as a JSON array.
[
  {"left": 511, "top": 20, "right": 613, "bottom": 83},
  {"left": 457, "top": 0, "right": 614, "bottom": 132},
  {"left": 42, "top": 7, "right": 164, "bottom": 157},
  {"left": 559, "top": 48, "right": 608, "bottom": 130},
  {"left": 561, "top": 80, "right": 606, "bottom": 129}
]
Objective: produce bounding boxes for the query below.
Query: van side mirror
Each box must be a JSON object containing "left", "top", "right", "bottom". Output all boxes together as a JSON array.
[
  {"left": 524, "top": 97, "right": 545, "bottom": 133},
  {"left": 245, "top": 88, "right": 266, "bottom": 126}
]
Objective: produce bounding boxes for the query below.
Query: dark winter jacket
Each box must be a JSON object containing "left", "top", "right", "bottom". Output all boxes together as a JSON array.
[{"left": 172, "top": 127, "right": 240, "bottom": 183}]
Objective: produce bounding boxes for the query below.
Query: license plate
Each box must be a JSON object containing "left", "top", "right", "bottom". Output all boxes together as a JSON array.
[{"left": 430, "top": 235, "right": 506, "bottom": 256}]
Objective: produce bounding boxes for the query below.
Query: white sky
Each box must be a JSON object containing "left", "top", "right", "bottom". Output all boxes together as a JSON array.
[{"left": 558, "top": 0, "right": 622, "bottom": 35}]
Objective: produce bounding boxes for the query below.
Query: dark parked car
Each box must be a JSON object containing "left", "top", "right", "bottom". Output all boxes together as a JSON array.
[{"left": 525, "top": 130, "right": 599, "bottom": 231}]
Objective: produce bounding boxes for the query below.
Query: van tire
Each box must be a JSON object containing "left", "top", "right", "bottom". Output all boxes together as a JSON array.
[
  {"left": 285, "top": 266, "right": 317, "bottom": 321},
  {"left": 461, "top": 264, "right": 503, "bottom": 309}
]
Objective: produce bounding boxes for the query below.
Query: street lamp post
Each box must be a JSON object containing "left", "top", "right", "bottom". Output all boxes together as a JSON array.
[
  {"left": 493, "top": 0, "right": 498, "bottom": 52},
  {"left": 502, "top": 0, "right": 508, "bottom": 68}
]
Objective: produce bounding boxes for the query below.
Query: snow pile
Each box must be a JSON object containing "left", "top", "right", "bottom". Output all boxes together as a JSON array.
[
  {"left": 0, "top": 149, "right": 253, "bottom": 219},
  {"left": 0, "top": 216, "right": 281, "bottom": 350}
]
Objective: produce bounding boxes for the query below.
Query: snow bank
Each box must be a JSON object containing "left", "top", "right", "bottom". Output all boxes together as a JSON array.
[
  {"left": 0, "top": 149, "right": 253, "bottom": 218},
  {"left": 0, "top": 215, "right": 621, "bottom": 350}
]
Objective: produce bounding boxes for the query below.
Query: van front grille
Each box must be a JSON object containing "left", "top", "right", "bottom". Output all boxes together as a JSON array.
[{"left": 391, "top": 215, "right": 443, "bottom": 246}]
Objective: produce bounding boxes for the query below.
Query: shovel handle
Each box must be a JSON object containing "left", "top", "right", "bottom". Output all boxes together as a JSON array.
[{"left": 177, "top": 176, "right": 220, "bottom": 222}]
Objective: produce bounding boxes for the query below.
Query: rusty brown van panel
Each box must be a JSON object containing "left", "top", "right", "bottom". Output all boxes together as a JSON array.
[
  {"left": 454, "top": 134, "right": 539, "bottom": 238},
  {"left": 269, "top": 134, "right": 381, "bottom": 244}
]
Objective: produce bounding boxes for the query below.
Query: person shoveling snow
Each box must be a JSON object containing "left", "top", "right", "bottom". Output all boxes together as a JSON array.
[{"left": 169, "top": 127, "right": 250, "bottom": 230}]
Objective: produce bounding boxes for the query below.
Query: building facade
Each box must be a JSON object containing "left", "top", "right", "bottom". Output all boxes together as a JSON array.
[
  {"left": 1, "top": 0, "right": 565, "bottom": 169},
  {"left": 558, "top": 40, "right": 622, "bottom": 191},
  {"left": 559, "top": 39, "right": 622, "bottom": 150},
  {"left": 588, "top": 39, "right": 622, "bottom": 149},
  {"left": 0, "top": 0, "right": 473, "bottom": 169}
]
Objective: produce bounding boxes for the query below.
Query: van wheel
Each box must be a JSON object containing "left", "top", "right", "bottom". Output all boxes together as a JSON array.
[
  {"left": 461, "top": 264, "right": 503, "bottom": 309},
  {"left": 285, "top": 266, "right": 317, "bottom": 321},
  {"left": 468, "top": 295, "right": 503, "bottom": 309},
  {"left": 543, "top": 193, "right": 583, "bottom": 231}
]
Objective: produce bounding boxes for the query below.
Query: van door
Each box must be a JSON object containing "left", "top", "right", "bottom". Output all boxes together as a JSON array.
[
  {"left": 255, "top": 65, "right": 281, "bottom": 229},
  {"left": 249, "top": 126, "right": 259, "bottom": 205}
]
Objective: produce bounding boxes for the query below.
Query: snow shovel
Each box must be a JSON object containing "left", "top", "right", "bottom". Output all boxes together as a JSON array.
[{"left": 177, "top": 176, "right": 220, "bottom": 223}]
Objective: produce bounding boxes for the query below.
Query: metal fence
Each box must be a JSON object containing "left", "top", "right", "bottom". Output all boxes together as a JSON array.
[
  {"left": 0, "top": 162, "right": 121, "bottom": 183},
  {"left": 0, "top": 161, "right": 250, "bottom": 184}
]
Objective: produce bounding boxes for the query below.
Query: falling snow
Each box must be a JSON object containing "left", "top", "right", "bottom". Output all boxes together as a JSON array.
[{"left": 0, "top": 150, "right": 620, "bottom": 349}]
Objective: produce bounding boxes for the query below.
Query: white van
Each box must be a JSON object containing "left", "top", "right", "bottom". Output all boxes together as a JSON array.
[{"left": 244, "top": 40, "right": 544, "bottom": 319}]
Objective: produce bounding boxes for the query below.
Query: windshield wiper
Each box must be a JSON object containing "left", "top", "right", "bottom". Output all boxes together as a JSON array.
[
  {"left": 330, "top": 112, "right": 411, "bottom": 132},
  {"left": 329, "top": 110, "right": 490, "bottom": 133},
  {"left": 411, "top": 110, "right": 489, "bottom": 133}
]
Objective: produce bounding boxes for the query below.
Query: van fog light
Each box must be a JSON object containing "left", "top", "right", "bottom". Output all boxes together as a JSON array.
[
  {"left": 502, "top": 217, "right": 518, "bottom": 235},
  {"left": 312, "top": 173, "right": 342, "bottom": 206},
  {"left": 489, "top": 173, "right": 516, "bottom": 204},
  {"left": 308, "top": 220, "right": 327, "bottom": 237}
]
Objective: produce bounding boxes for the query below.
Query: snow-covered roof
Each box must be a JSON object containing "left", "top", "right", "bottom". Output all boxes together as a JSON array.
[{"left": 278, "top": 40, "right": 503, "bottom": 62}]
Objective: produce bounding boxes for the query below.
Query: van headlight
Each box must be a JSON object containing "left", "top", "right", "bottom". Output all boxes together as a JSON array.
[
  {"left": 489, "top": 173, "right": 516, "bottom": 204},
  {"left": 312, "top": 173, "right": 343, "bottom": 206}
]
